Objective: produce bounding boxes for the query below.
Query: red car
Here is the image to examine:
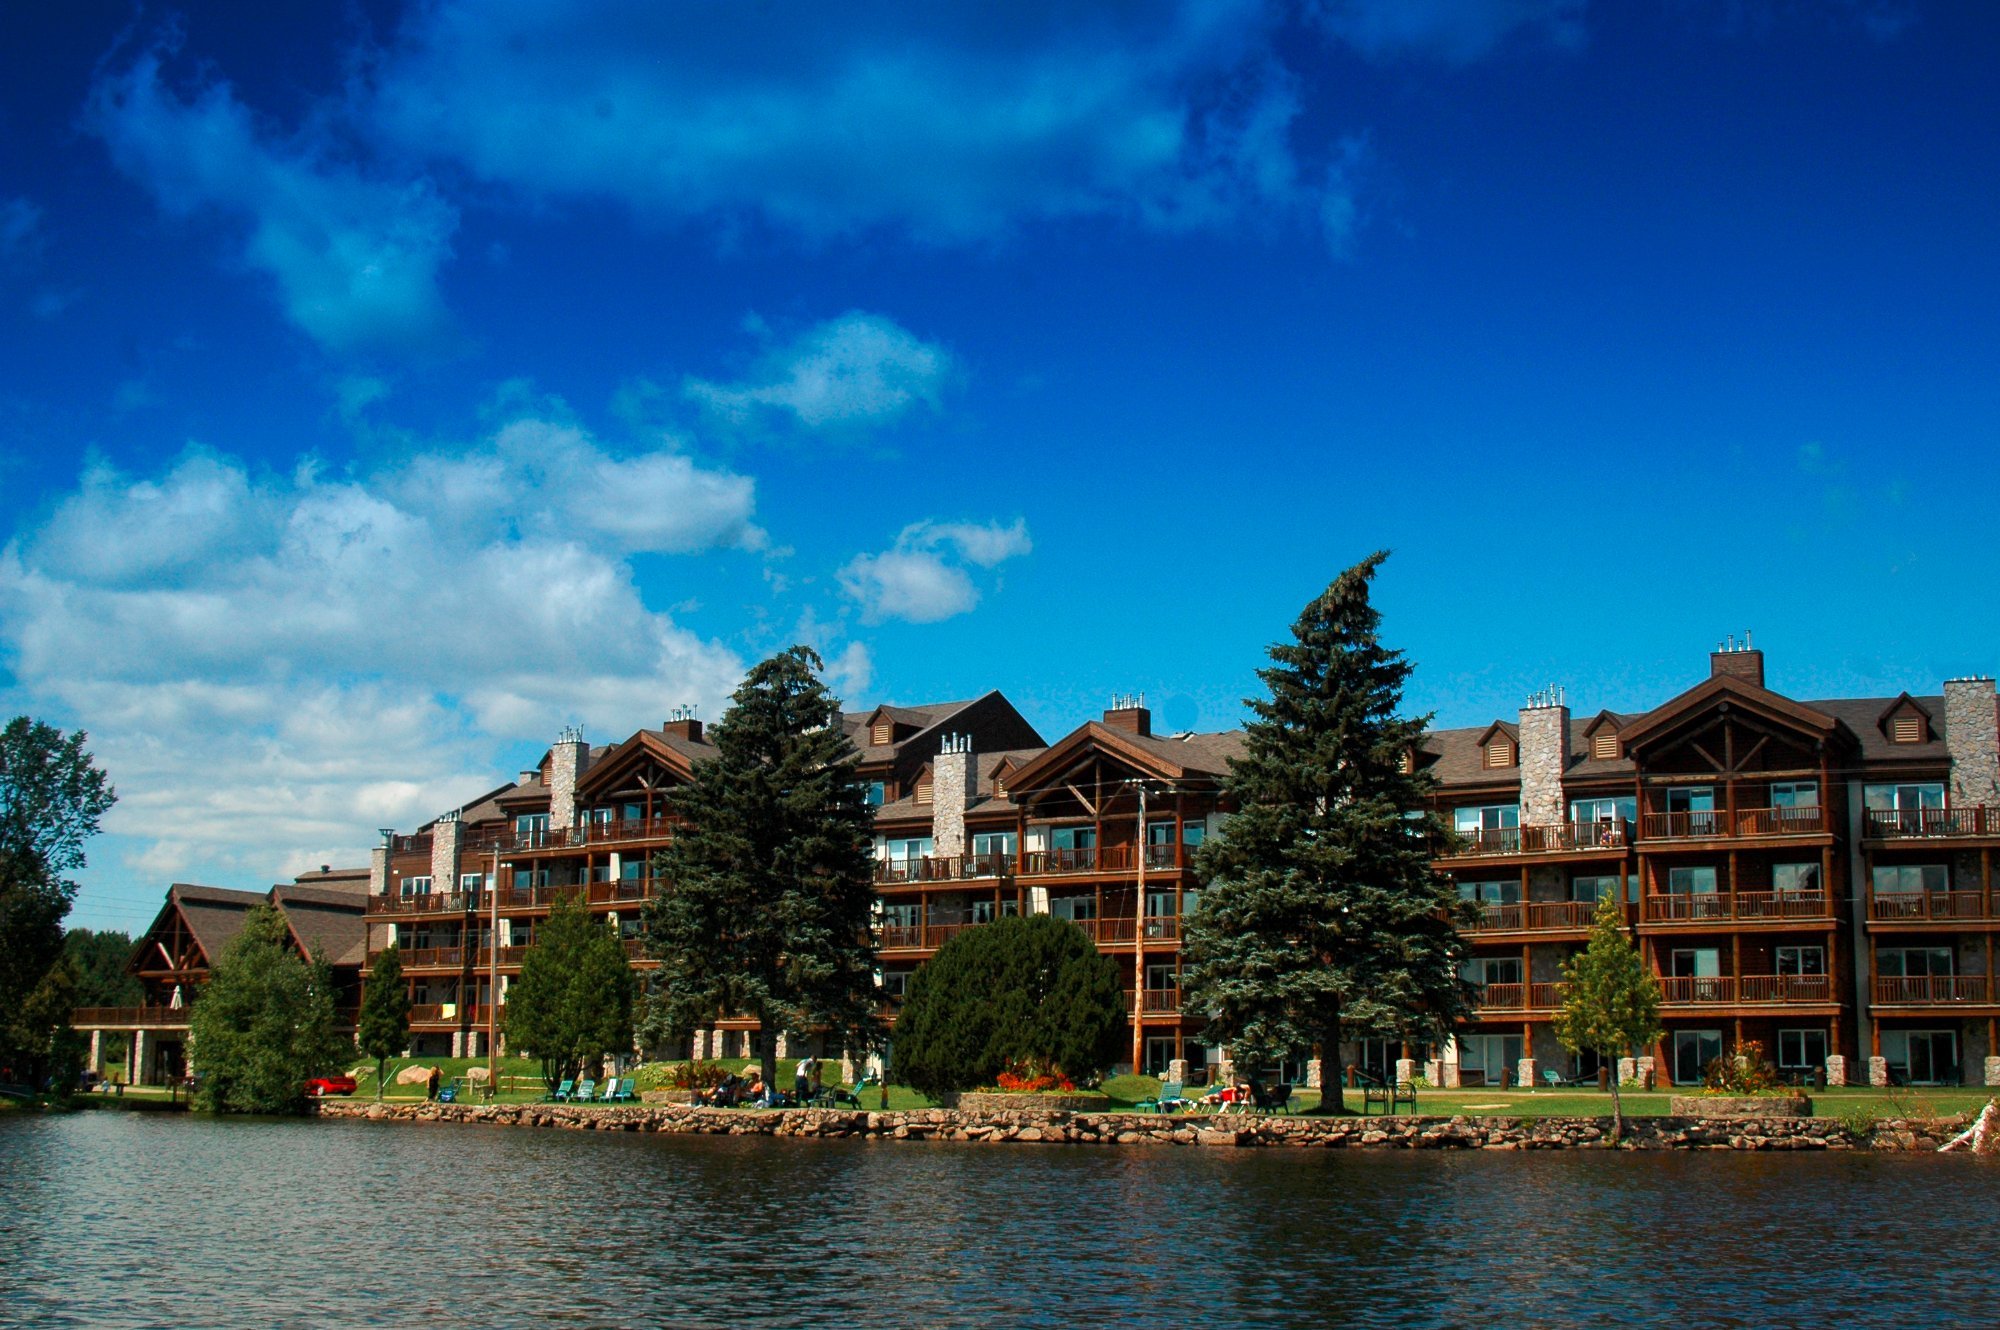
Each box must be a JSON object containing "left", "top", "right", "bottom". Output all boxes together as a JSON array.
[{"left": 305, "top": 1075, "right": 357, "bottom": 1097}]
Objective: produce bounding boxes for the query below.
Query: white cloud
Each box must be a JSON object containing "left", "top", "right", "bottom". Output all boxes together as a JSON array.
[
  {"left": 839, "top": 518, "right": 1032, "bottom": 624},
  {"left": 684, "top": 312, "right": 956, "bottom": 434},
  {"left": 88, "top": 52, "right": 457, "bottom": 353},
  {"left": 1, "top": 419, "right": 761, "bottom": 914},
  {"left": 1311, "top": 0, "right": 1588, "bottom": 63},
  {"left": 364, "top": 1, "right": 1349, "bottom": 247}
]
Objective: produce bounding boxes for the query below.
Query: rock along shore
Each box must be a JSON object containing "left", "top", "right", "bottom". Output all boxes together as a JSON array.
[{"left": 311, "top": 1097, "right": 1966, "bottom": 1151}]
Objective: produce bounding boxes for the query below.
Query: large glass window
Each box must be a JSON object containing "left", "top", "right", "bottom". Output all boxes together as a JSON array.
[
  {"left": 1878, "top": 947, "right": 1954, "bottom": 977},
  {"left": 1777, "top": 1029, "right": 1828, "bottom": 1070},
  {"left": 514, "top": 813, "right": 549, "bottom": 845},
  {"left": 886, "top": 836, "right": 934, "bottom": 863},
  {"left": 1454, "top": 805, "right": 1519, "bottom": 834},
  {"left": 1049, "top": 895, "right": 1096, "bottom": 921},
  {"left": 1458, "top": 880, "right": 1519, "bottom": 905},
  {"left": 1570, "top": 796, "right": 1636, "bottom": 825},
  {"left": 1674, "top": 1030, "right": 1724, "bottom": 1084},
  {"left": 1773, "top": 863, "right": 1820, "bottom": 895},
  {"left": 1873, "top": 864, "right": 1949, "bottom": 894},
  {"left": 1668, "top": 866, "right": 1719, "bottom": 894},
  {"left": 1050, "top": 826, "right": 1097, "bottom": 850},
  {"left": 879, "top": 903, "right": 919, "bottom": 929},
  {"left": 1865, "top": 782, "right": 1945, "bottom": 812},
  {"left": 1461, "top": 957, "right": 1522, "bottom": 987},
  {"left": 1665, "top": 786, "right": 1719, "bottom": 834},
  {"left": 864, "top": 782, "right": 886, "bottom": 807},
  {"left": 1770, "top": 782, "right": 1819, "bottom": 808},
  {"left": 1883, "top": 1030, "right": 1959, "bottom": 1086},
  {"left": 1571, "top": 875, "right": 1619, "bottom": 902},
  {"left": 401, "top": 875, "right": 432, "bottom": 899},
  {"left": 1776, "top": 946, "right": 1825, "bottom": 976}
]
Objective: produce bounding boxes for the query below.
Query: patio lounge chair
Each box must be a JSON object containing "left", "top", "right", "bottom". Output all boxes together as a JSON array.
[
  {"left": 549, "top": 1078, "right": 575, "bottom": 1102},
  {"left": 1135, "top": 1080, "right": 1186, "bottom": 1114},
  {"left": 1251, "top": 1082, "right": 1293, "bottom": 1115},
  {"left": 1541, "top": 1068, "right": 1588, "bottom": 1089},
  {"left": 572, "top": 1078, "right": 597, "bottom": 1103}
]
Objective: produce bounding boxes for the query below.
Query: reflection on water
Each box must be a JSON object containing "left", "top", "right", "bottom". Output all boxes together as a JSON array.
[{"left": 1, "top": 1111, "right": 1994, "bottom": 1328}]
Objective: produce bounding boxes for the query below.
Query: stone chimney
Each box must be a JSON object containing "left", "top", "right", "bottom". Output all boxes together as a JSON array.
[
  {"left": 1517, "top": 686, "right": 1569, "bottom": 827},
  {"left": 368, "top": 843, "right": 389, "bottom": 898},
  {"left": 662, "top": 704, "right": 704, "bottom": 744},
  {"left": 1945, "top": 677, "right": 1999, "bottom": 807},
  {"left": 549, "top": 725, "right": 590, "bottom": 828},
  {"left": 1103, "top": 692, "right": 1151, "bottom": 737},
  {"left": 931, "top": 733, "right": 973, "bottom": 858},
  {"left": 430, "top": 810, "right": 464, "bottom": 897},
  {"left": 1710, "top": 632, "right": 1765, "bottom": 688}
]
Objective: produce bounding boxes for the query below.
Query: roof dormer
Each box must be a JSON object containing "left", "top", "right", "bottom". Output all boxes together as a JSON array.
[
  {"left": 1475, "top": 721, "right": 1517, "bottom": 771},
  {"left": 1583, "top": 711, "right": 1624, "bottom": 762},
  {"left": 990, "top": 756, "right": 1020, "bottom": 801},
  {"left": 1879, "top": 693, "right": 1934, "bottom": 746}
]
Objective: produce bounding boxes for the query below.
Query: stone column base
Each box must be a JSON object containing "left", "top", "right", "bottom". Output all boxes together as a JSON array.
[
  {"left": 1616, "top": 1056, "right": 1636, "bottom": 1086},
  {"left": 1167, "top": 1058, "right": 1190, "bottom": 1084},
  {"left": 1824, "top": 1054, "right": 1849, "bottom": 1088},
  {"left": 1516, "top": 1057, "right": 1538, "bottom": 1089},
  {"left": 1440, "top": 1061, "right": 1462, "bottom": 1089},
  {"left": 1395, "top": 1058, "right": 1416, "bottom": 1084},
  {"left": 1984, "top": 1056, "right": 2000, "bottom": 1087},
  {"left": 1635, "top": 1056, "right": 1657, "bottom": 1089},
  {"left": 1422, "top": 1059, "right": 1442, "bottom": 1086},
  {"left": 1304, "top": 1058, "right": 1322, "bottom": 1089},
  {"left": 1216, "top": 1058, "right": 1236, "bottom": 1086},
  {"left": 1869, "top": 1056, "right": 1891, "bottom": 1087},
  {"left": 450, "top": 1031, "right": 466, "bottom": 1058},
  {"left": 774, "top": 1033, "right": 789, "bottom": 1059}
]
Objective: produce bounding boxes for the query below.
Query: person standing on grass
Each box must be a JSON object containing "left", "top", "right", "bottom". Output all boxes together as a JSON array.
[{"left": 795, "top": 1051, "right": 813, "bottom": 1106}]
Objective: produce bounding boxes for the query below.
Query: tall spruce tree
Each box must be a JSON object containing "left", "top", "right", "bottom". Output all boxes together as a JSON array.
[
  {"left": 1180, "top": 552, "right": 1469, "bottom": 1113},
  {"left": 504, "top": 894, "right": 635, "bottom": 1092},
  {"left": 1552, "top": 891, "right": 1663, "bottom": 1144},
  {"left": 188, "top": 905, "right": 348, "bottom": 1114},
  {"left": 356, "top": 944, "right": 412, "bottom": 1100},
  {"left": 644, "top": 646, "right": 880, "bottom": 1094}
]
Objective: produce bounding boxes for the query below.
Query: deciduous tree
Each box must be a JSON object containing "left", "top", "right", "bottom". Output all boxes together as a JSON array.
[
  {"left": 505, "top": 894, "right": 634, "bottom": 1092},
  {"left": 1552, "top": 891, "right": 1663, "bottom": 1143},
  {"left": 644, "top": 646, "right": 880, "bottom": 1093},
  {"left": 1180, "top": 553, "right": 1470, "bottom": 1112},
  {"left": 893, "top": 914, "right": 1125, "bottom": 1100},
  {"left": 188, "top": 905, "right": 347, "bottom": 1114},
  {"left": 356, "top": 944, "right": 411, "bottom": 1099}
]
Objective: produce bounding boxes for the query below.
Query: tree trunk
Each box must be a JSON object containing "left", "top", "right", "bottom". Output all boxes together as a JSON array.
[
  {"left": 760, "top": 1042, "right": 779, "bottom": 1105},
  {"left": 375, "top": 1056, "right": 385, "bottom": 1101},
  {"left": 1607, "top": 1055, "right": 1624, "bottom": 1146},
  {"left": 1320, "top": 1009, "right": 1346, "bottom": 1114}
]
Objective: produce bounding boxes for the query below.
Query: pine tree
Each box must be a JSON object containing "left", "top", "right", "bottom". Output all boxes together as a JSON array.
[
  {"left": 356, "top": 944, "right": 411, "bottom": 1100},
  {"left": 188, "top": 905, "right": 348, "bottom": 1114},
  {"left": 644, "top": 646, "right": 881, "bottom": 1094},
  {"left": 893, "top": 915, "right": 1126, "bottom": 1100},
  {"left": 1553, "top": 891, "right": 1662, "bottom": 1144},
  {"left": 1180, "top": 552, "right": 1469, "bottom": 1113},
  {"left": 504, "top": 893, "right": 635, "bottom": 1092}
]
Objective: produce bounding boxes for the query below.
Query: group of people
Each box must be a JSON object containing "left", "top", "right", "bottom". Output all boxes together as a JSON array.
[{"left": 697, "top": 1054, "right": 828, "bottom": 1109}]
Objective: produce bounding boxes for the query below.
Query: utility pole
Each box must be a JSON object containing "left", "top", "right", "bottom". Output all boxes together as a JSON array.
[
  {"left": 487, "top": 845, "right": 500, "bottom": 1096},
  {"left": 1131, "top": 780, "right": 1147, "bottom": 1077}
]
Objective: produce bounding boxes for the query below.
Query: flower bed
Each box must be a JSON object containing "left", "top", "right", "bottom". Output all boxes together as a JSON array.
[{"left": 956, "top": 1091, "right": 1114, "bottom": 1113}]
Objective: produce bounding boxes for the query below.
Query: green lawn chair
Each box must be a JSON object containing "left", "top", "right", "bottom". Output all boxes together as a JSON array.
[
  {"left": 549, "top": 1078, "right": 575, "bottom": 1102},
  {"left": 1135, "top": 1080, "right": 1186, "bottom": 1114},
  {"left": 572, "top": 1078, "right": 597, "bottom": 1103},
  {"left": 607, "top": 1077, "right": 635, "bottom": 1103}
]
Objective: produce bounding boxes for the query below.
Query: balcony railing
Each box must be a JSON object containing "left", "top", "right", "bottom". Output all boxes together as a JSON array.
[
  {"left": 1140, "top": 988, "right": 1180, "bottom": 1013},
  {"left": 70, "top": 1005, "right": 193, "bottom": 1028},
  {"left": 1641, "top": 807, "right": 1826, "bottom": 841},
  {"left": 1869, "top": 890, "right": 1989, "bottom": 922},
  {"left": 1865, "top": 807, "right": 2000, "bottom": 840},
  {"left": 407, "top": 1003, "right": 499, "bottom": 1026},
  {"left": 492, "top": 881, "right": 652, "bottom": 910},
  {"left": 876, "top": 915, "right": 1162, "bottom": 950},
  {"left": 398, "top": 946, "right": 468, "bottom": 969},
  {"left": 1658, "top": 974, "right": 1832, "bottom": 1005},
  {"left": 1643, "top": 892, "right": 1831, "bottom": 923},
  {"left": 1465, "top": 900, "right": 1604, "bottom": 933},
  {"left": 368, "top": 890, "right": 483, "bottom": 917},
  {"left": 1733, "top": 891, "right": 1833, "bottom": 920},
  {"left": 1442, "top": 820, "right": 1630, "bottom": 859},
  {"left": 1872, "top": 976, "right": 1991, "bottom": 1005},
  {"left": 1644, "top": 892, "right": 1734, "bottom": 922},
  {"left": 1471, "top": 982, "right": 1563, "bottom": 1013}
]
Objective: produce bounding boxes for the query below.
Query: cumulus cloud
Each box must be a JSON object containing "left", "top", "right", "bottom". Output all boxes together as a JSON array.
[
  {"left": 1312, "top": 0, "right": 1588, "bottom": 62},
  {"left": 0, "top": 421, "right": 760, "bottom": 904},
  {"left": 839, "top": 518, "right": 1032, "bottom": 624},
  {"left": 684, "top": 312, "right": 956, "bottom": 435},
  {"left": 88, "top": 52, "right": 457, "bottom": 353},
  {"left": 364, "top": 1, "right": 1350, "bottom": 247}
]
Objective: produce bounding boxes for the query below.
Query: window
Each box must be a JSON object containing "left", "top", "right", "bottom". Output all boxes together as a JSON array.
[
  {"left": 1591, "top": 732, "right": 1620, "bottom": 761},
  {"left": 584, "top": 806, "right": 614, "bottom": 828},
  {"left": 1878, "top": 947, "right": 1954, "bottom": 977},
  {"left": 620, "top": 858, "right": 645, "bottom": 881},
  {"left": 1570, "top": 796, "right": 1636, "bottom": 827},
  {"left": 512, "top": 867, "right": 550, "bottom": 890},
  {"left": 1671, "top": 948, "right": 1721, "bottom": 978},
  {"left": 864, "top": 781, "right": 886, "bottom": 807},
  {"left": 1483, "top": 739, "right": 1515, "bottom": 769},
  {"left": 992, "top": 771, "right": 1010, "bottom": 800},
  {"left": 1458, "top": 1033, "right": 1524, "bottom": 1085},
  {"left": 880, "top": 970, "right": 913, "bottom": 998},
  {"left": 885, "top": 836, "right": 934, "bottom": 866},
  {"left": 1777, "top": 1029, "right": 1828, "bottom": 1070},
  {"left": 1775, "top": 946, "right": 1825, "bottom": 976},
  {"left": 1770, "top": 782, "right": 1819, "bottom": 809},
  {"left": 1454, "top": 805, "right": 1519, "bottom": 849},
  {"left": 1145, "top": 963, "right": 1178, "bottom": 991},
  {"left": 1665, "top": 786, "right": 1719, "bottom": 833},
  {"left": 1182, "top": 821, "right": 1207, "bottom": 847},
  {"left": 915, "top": 779, "right": 933, "bottom": 806},
  {"left": 1668, "top": 866, "right": 1719, "bottom": 894},
  {"left": 1461, "top": 957, "right": 1522, "bottom": 987},
  {"left": 1398, "top": 749, "right": 1415, "bottom": 774},
  {"left": 1051, "top": 826, "right": 1096, "bottom": 850},
  {"left": 1049, "top": 895, "right": 1096, "bottom": 921},
  {"left": 880, "top": 903, "right": 919, "bottom": 929},
  {"left": 1873, "top": 864, "right": 1949, "bottom": 894},
  {"left": 1773, "top": 863, "right": 1820, "bottom": 896},
  {"left": 1891, "top": 714, "right": 1925, "bottom": 744},
  {"left": 871, "top": 719, "right": 892, "bottom": 746},
  {"left": 1571, "top": 875, "right": 1619, "bottom": 903},
  {"left": 971, "top": 831, "right": 1017, "bottom": 857},
  {"left": 1458, "top": 880, "right": 1519, "bottom": 905},
  {"left": 514, "top": 812, "right": 549, "bottom": 846},
  {"left": 458, "top": 872, "right": 484, "bottom": 894},
  {"left": 1883, "top": 1030, "right": 1958, "bottom": 1085},
  {"left": 400, "top": 875, "right": 432, "bottom": 899},
  {"left": 1673, "top": 1030, "right": 1724, "bottom": 1084},
  {"left": 1866, "top": 782, "right": 1945, "bottom": 811},
  {"left": 970, "top": 899, "right": 999, "bottom": 924}
]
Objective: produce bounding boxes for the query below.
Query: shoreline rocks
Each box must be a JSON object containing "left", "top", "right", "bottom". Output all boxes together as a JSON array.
[{"left": 311, "top": 1099, "right": 1965, "bottom": 1152}]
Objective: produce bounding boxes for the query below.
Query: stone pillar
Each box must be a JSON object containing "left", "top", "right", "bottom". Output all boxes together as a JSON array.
[
  {"left": 86, "top": 1029, "right": 102, "bottom": 1076},
  {"left": 1304, "top": 1058, "right": 1322, "bottom": 1089},
  {"left": 840, "top": 1054, "right": 858, "bottom": 1085},
  {"left": 1869, "top": 1056, "right": 1891, "bottom": 1087},
  {"left": 931, "top": 735, "right": 972, "bottom": 859},
  {"left": 369, "top": 844, "right": 389, "bottom": 899},
  {"left": 1945, "top": 677, "right": 1999, "bottom": 808},
  {"left": 1616, "top": 1056, "right": 1636, "bottom": 1086},
  {"left": 1516, "top": 1057, "right": 1538, "bottom": 1090},
  {"left": 1395, "top": 1057, "right": 1417, "bottom": 1084},
  {"left": 1422, "top": 1058, "right": 1442, "bottom": 1085},
  {"left": 1635, "top": 1056, "right": 1656, "bottom": 1089},
  {"left": 1517, "top": 696, "right": 1570, "bottom": 827},
  {"left": 1440, "top": 1061, "right": 1462, "bottom": 1089},
  {"left": 1825, "top": 1054, "right": 1849, "bottom": 1088},
  {"left": 133, "top": 1030, "right": 156, "bottom": 1087},
  {"left": 450, "top": 1031, "right": 466, "bottom": 1057},
  {"left": 548, "top": 730, "right": 590, "bottom": 829},
  {"left": 774, "top": 1032, "right": 789, "bottom": 1059},
  {"left": 1984, "top": 1056, "right": 2000, "bottom": 1088},
  {"left": 1217, "top": 1056, "right": 1236, "bottom": 1086},
  {"left": 692, "top": 1030, "right": 708, "bottom": 1059},
  {"left": 430, "top": 811, "right": 464, "bottom": 898}
]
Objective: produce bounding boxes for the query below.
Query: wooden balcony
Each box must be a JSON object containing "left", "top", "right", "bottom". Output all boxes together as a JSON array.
[
  {"left": 1640, "top": 806, "right": 1828, "bottom": 842},
  {"left": 1471, "top": 982, "right": 1563, "bottom": 1014},
  {"left": 1018, "top": 844, "right": 1188, "bottom": 878},
  {"left": 1641, "top": 892, "right": 1833, "bottom": 924},
  {"left": 1139, "top": 988, "right": 1180, "bottom": 1014},
  {"left": 506, "top": 818, "right": 676, "bottom": 854},
  {"left": 1872, "top": 976, "right": 1992, "bottom": 1006},
  {"left": 876, "top": 914, "right": 1169, "bottom": 952},
  {"left": 408, "top": 1003, "right": 499, "bottom": 1027},
  {"left": 1658, "top": 974, "right": 1833, "bottom": 1006},
  {"left": 368, "top": 890, "right": 482, "bottom": 917},
  {"left": 1868, "top": 890, "right": 1992, "bottom": 924},
  {"left": 875, "top": 852, "right": 1016, "bottom": 884},
  {"left": 70, "top": 1005, "right": 193, "bottom": 1029},
  {"left": 491, "top": 881, "right": 651, "bottom": 911},
  {"left": 1439, "top": 821, "right": 1629, "bottom": 861},
  {"left": 1865, "top": 807, "right": 2000, "bottom": 841},
  {"left": 1465, "top": 900, "right": 1603, "bottom": 934},
  {"left": 398, "top": 946, "right": 470, "bottom": 969}
]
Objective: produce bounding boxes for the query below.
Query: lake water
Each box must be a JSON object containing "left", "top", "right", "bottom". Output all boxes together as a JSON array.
[{"left": 2, "top": 1110, "right": 1997, "bottom": 1328}]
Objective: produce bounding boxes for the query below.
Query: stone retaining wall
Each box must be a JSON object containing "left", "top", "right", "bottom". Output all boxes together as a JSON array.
[{"left": 312, "top": 1099, "right": 1966, "bottom": 1151}]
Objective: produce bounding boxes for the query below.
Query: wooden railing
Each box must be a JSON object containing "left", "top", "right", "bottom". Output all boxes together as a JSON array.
[
  {"left": 1140, "top": 988, "right": 1180, "bottom": 1013},
  {"left": 1644, "top": 893, "right": 1734, "bottom": 922},
  {"left": 407, "top": 1004, "right": 499, "bottom": 1026},
  {"left": 1465, "top": 900, "right": 1604, "bottom": 932},
  {"left": 1442, "top": 821, "right": 1630, "bottom": 859},
  {"left": 1658, "top": 974, "right": 1832, "bottom": 1005},
  {"left": 1872, "top": 976, "right": 1991, "bottom": 1005},
  {"left": 369, "top": 891, "right": 482, "bottom": 917},
  {"left": 1641, "top": 807, "right": 1826, "bottom": 840},
  {"left": 1865, "top": 807, "right": 2000, "bottom": 839},
  {"left": 1471, "top": 982, "right": 1564, "bottom": 1013},
  {"left": 1868, "top": 891, "right": 1989, "bottom": 922},
  {"left": 397, "top": 946, "right": 468, "bottom": 969},
  {"left": 1734, "top": 891, "right": 1833, "bottom": 920},
  {"left": 70, "top": 1005, "right": 193, "bottom": 1028}
]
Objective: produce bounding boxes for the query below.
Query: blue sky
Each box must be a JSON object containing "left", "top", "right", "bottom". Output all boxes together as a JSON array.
[{"left": 2, "top": 1, "right": 1995, "bottom": 933}]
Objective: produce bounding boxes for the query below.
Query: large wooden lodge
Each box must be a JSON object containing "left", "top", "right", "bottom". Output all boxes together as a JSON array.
[{"left": 79, "top": 642, "right": 2000, "bottom": 1089}]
